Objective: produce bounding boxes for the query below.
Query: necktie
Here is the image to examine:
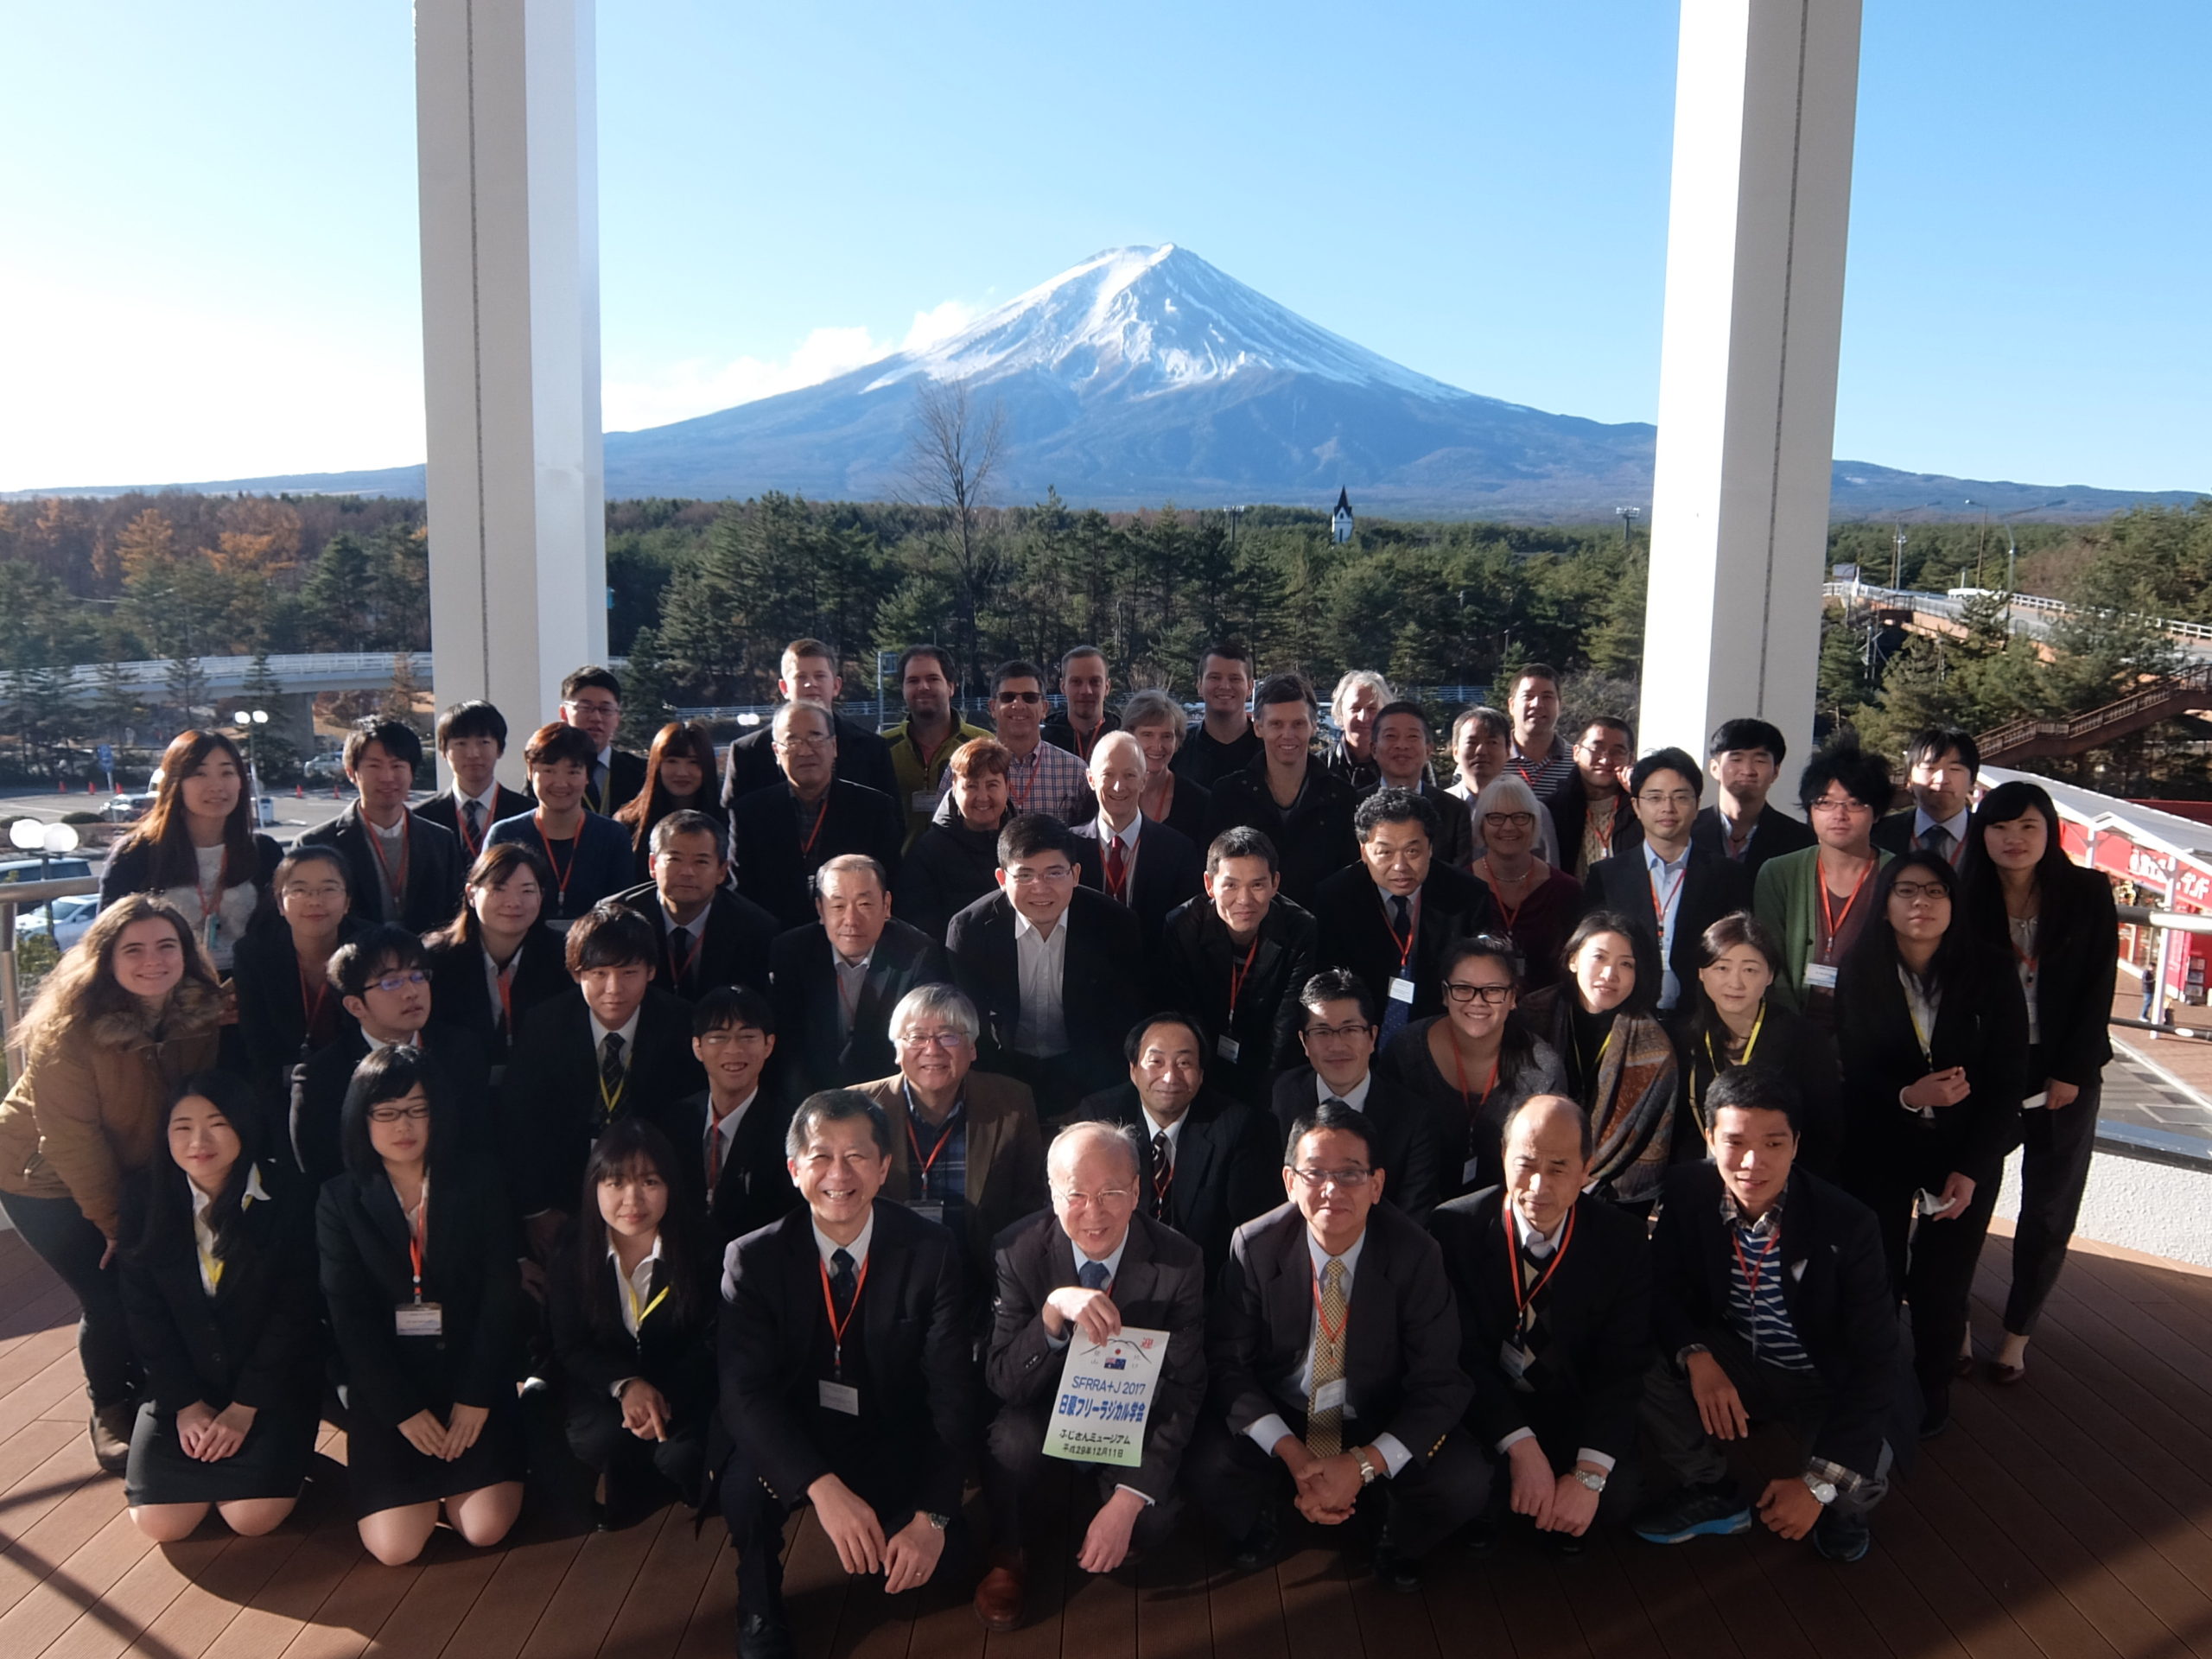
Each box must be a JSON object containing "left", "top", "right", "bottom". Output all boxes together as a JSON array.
[
  {"left": 598, "top": 1033, "right": 626, "bottom": 1122},
  {"left": 1077, "top": 1260, "right": 1110, "bottom": 1292},
  {"left": 1322, "top": 1096, "right": 1349, "bottom": 1112},
  {"left": 1149, "top": 1130, "right": 1173, "bottom": 1217},
  {"left": 1106, "top": 836, "right": 1128, "bottom": 899},
  {"left": 1306, "top": 1256, "right": 1348, "bottom": 1458},
  {"left": 464, "top": 798, "right": 483, "bottom": 845},
  {"left": 671, "top": 925, "right": 692, "bottom": 988},
  {"left": 1380, "top": 895, "right": 1414, "bottom": 1040},
  {"left": 829, "top": 1247, "right": 857, "bottom": 1319},
  {"left": 707, "top": 1117, "right": 723, "bottom": 1190},
  {"left": 1922, "top": 823, "right": 1953, "bottom": 862}
]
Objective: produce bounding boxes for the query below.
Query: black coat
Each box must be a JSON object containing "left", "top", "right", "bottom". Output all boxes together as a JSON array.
[
  {"left": 1971, "top": 861, "right": 2118, "bottom": 1089},
  {"left": 663, "top": 1086, "right": 802, "bottom": 1249},
  {"left": 1210, "top": 1201, "right": 1471, "bottom": 1469},
  {"left": 730, "top": 779, "right": 907, "bottom": 931},
  {"left": 766, "top": 919, "right": 950, "bottom": 1097},
  {"left": 1069, "top": 1082, "right": 1278, "bottom": 1276},
  {"left": 1071, "top": 816, "right": 1204, "bottom": 957},
  {"left": 893, "top": 812, "right": 1004, "bottom": 943},
  {"left": 721, "top": 715, "right": 899, "bottom": 812},
  {"left": 985, "top": 1210, "right": 1207, "bottom": 1501},
  {"left": 1270, "top": 1065, "right": 1441, "bottom": 1224},
  {"left": 422, "top": 925, "right": 574, "bottom": 1066},
  {"left": 120, "top": 1168, "right": 322, "bottom": 1415},
  {"left": 1543, "top": 785, "right": 1640, "bottom": 877},
  {"left": 1429, "top": 1187, "right": 1649, "bottom": 1464},
  {"left": 1675, "top": 1000, "right": 1844, "bottom": 1176},
  {"left": 299, "top": 804, "right": 463, "bottom": 934},
  {"left": 500, "top": 988, "right": 707, "bottom": 1217},
  {"left": 591, "top": 749, "right": 650, "bottom": 819},
  {"left": 289, "top": 1024, "right": 493, "bottom": 1190},
  {"left": 1580, "top": 842, "right": 1752, "bottom": 1011},
  {"left": 317, "top": 1161, "right": 521, "bottom": 1426},
  {"left": 1157, "top": 894, "right": 1317, "bottom": 1109},
  {"left": 718, "top": 1201, "right": 972, "bottom": 1515},
  {"left": 1649, "top": 1162, "right": 1902, "bottom": 1481},
  {"left": 1311, "top": 861, "right": 1499, "bottom": 1026},
  {"left": 947, "top": 889, "right": 1145, "bottom": 1100},
  {"left": 547, "top": 1226, "right": 717, "bottom": 1428},
  {"left": 1199, "top": 757, "right": 1359, "bottom": 906},
  {"left": 1171, "top": 723, "right": 1260, "bottom": 791},
  {"left": 416, "top": 784, "right": 535, "bottom": 861},
  {"left": 232, "top": 913, "right": 366, "bottom": 1106},
  {"left": 612, "top": 880, "right": 779, "bottom": 1001},
  {"left": 99, "top": 831, "right": 284, "bottom": 916},
  {"left": 1689, "top": 802, "right": 1815, "bottom": 880}
]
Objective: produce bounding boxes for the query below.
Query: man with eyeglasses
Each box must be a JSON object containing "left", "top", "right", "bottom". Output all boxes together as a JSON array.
[
  {"left": 1753, "top": 747, "right": 1895, "bottom": 1024},
  {"left": 1545, "top": 716, "right": 1641, "bottom": 880},
  {"left": 721, "top": 638, "right": 901, "bottom": 812},
  {"left": 1582, "top": 747, "right": 1751, "bottom": 1020},
  {"left": 677, "top": 986, "right": 799, "bottom": 1249},
  {"left": 289, "top": 924, "right": 489, "bottom": 1186},
  {"left": 556, "top": 664, "right": 647, "bottom": 817},
  {"left": 767, "top": 855, "right": 948, "bottom": 1098},
  {"left": 729, "top": 701, "right": 907, "bottom": 931},
  {"left": 981, "top": 658, "right": 1088, "bottom": 823},
  {"left": 1270, "top": 969, "right": 1440, "bottom": 1223},
  {"left": 855, "top": 983, "right": 1046, "bottom": 1295},
  {"left": 973, "top": 1120, "right": 1208, "bottom": 1628},
  {"left": 1189, "top": 1100, "right": 1481, "bottom": 1589}
]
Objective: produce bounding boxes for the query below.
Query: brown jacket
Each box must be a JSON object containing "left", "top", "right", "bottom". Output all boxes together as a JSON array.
[
  {"left": 854, "top": 1068, "right": 1049, "bottom": 1286},
  {"left": 0, "top": 979, "right": 224, "bottom": 1238}
]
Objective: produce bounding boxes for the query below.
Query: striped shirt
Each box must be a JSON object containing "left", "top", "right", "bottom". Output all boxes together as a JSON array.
[{"left": 1720, "top": 1195, "right": 1815, "bottom": 1372}]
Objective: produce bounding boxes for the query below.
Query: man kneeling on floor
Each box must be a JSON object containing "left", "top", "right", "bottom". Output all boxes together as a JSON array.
[{"left": 1634, "top": 1068, "right": 1899, "bottom": 1563}]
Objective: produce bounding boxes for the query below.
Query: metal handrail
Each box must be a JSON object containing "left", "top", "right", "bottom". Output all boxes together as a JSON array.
[
  {"left": 0, "top": 875, "right": 103, "bottom": 1059},
  {"left": 1979, "top": 660, "right": 2212, "bottom": 755},
  {"left": 1822, "top": 580, "right": 2212, "bottom": 643}
]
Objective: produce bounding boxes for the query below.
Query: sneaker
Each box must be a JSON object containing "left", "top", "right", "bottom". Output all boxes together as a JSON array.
[
  {"left": 1811, "top": 1509, "right": 1870, "bottom": 1563},
  {"left": 90, "top": 1402, "right": 135, "bottom": 1478},
  {"left": 1631, "top": 1483, "right": 1752, "bottom": 1545}
]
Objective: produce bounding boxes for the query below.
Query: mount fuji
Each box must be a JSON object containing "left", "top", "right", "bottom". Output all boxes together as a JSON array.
[{"left": 44, "top": 245, "right": 2203, "bottom": 518}]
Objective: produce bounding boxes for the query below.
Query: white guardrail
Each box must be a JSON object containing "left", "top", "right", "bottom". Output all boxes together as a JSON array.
[{"left": 1824, "top": 581, "right": 2212, "bottom": 645}]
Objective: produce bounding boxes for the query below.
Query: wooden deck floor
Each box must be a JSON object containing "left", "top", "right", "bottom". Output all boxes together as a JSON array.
[{"left": 3, "top": 1221, "right": 2210, "bottom": 1659}]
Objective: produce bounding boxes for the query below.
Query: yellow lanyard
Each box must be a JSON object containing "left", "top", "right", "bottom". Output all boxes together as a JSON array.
[{"left": 623, "top": 1275, "right": 669, "bottom": 1332}]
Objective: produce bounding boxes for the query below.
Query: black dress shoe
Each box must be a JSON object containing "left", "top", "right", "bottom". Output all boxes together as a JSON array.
[
  {"left": 1370, "top": 1531, "right": 1423, "bottom": 1593},
  {"left": 1229, "top": 1504, "right": 1280, "bottom": 1572},
  {"left": 737, "top": 1609, "right": 794, "bottom": 1659},
  {"left": 90, "top": 1402, "right": 135, "bottom": 1478},
  {"left": 1918, "top": 1385, "right": 1951, "bottom": 1440}
]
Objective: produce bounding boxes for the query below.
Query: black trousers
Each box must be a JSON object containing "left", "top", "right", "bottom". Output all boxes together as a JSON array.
[
  {"left": 719, "top": 1443, "right": 969, "bottom": 1616},
  {"left": 566, "top": 1393, "right": 709, "bottom": 1517},
  {"left": 1639, "top": 1338, "right": 1890, "bottom": 1522},
  {"left": 1847, "top": 1140, "right": 2002, "bottom": 1398},
  {"left": 982, "top": 1401, "right": 1182, "bottom": 1557},
  {"left": 1183, "top": 1414, "right": 1484, "bottom": 1559},
  {"left": 2005, "top": 1075, "right": 2102, "bottom": 1336},
  {"left": 0, "top": 1189, "right": 137, "bottom": 1408}
]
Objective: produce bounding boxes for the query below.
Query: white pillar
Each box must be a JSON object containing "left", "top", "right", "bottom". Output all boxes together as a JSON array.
[
  {"left": 1638, "top": 0, "right": 1862, "bottom": 784},
  {"left": 416, "top": 0, "right": 605, "bottom": 788}
]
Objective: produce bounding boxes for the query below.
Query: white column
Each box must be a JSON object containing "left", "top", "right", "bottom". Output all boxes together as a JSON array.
[
  {"left": 416, "top": 0, "right": 605, "bottom": 788},
  {"left": 1638, "top": 0, "right": 1862, "bottom": 783}
]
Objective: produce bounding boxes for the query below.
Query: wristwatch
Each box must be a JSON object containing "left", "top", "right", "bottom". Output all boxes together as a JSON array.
[
  {"left": 1802, "top": 1473, "right": 1838, "bottom": 1506},
  {"left": 923, "top": 1510, "right": 952, "bottom": 1531},
  {"left": 1573, "top": 1467, "right": 1608, "bottom": 1494},
  {"left": 1351, "top": 1447, "right": 1381, "bottom": 1486}
]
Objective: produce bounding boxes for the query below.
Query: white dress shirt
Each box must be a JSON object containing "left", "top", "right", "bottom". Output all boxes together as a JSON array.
[
  {"left": 1315, "top": 1071, "right": 1374, "bottom": 1112},
  {"left": 190, "top": 1164, "right": 270, "bottom": 1295},
  {"left": 1493, "top": 1205, "right": 1615, "bottom": 1472},
  {"left": 1244, "top": 1227, "right": 1412, "bottom": 1476},
  {"left": 705, "top": 1086, "right": 760, "bottom": 1184},
  {"left": 1012, "top": 908, "right": 1071, "bottom": 1057},
  {"left": 813, "top": 1209, "right": 876, "bottom": 1272}
]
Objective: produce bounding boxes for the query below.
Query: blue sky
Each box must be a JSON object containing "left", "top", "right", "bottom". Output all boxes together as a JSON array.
[{"left": 2, "top": 2, "right": 2204, "bottom": 495}]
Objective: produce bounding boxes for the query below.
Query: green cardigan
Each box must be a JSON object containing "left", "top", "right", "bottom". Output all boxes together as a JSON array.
[{"left": 1751, "top": 845, "right": 1893, "bottom": 1013}]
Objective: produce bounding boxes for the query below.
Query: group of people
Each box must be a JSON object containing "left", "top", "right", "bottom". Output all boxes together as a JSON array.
[{"left": 0, "top": 638, "right": 2120, "bottom": 1656}]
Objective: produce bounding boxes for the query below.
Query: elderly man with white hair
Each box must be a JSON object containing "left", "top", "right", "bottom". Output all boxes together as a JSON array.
[
  {"left": 974, "top": 1119, "right": 1209, "bottom": 1630},
  {"left": 855, "top": 982, "right": 1046, "bottom": 1295},
  {"left": 1071, "top": 728, "right": 1202, "bottom": 952}
]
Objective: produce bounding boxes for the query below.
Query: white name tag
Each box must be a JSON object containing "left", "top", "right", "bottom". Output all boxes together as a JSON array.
[
  {"left": 394, "top": 1302, "right": 443, "bottom": 1337},
  {"left": 1802, "top": 963, "right": 1839, "bottom": 990},
  {"left": 1216, "top": 1034, "right": 1242, "bottom": 1063},
  {"left": 1462, "top": 1155, "right": 1484, "bottom": 1186},
  {"left": 909, "top": 1201, "right": 946, "bottom": 1227},
  {"left": 818, "top": 1379, "right": 861, "bottom": 1415},
  {"left": 1313, "top": 1377, "right": 1346, "bottom": 1414},
  {"left": 2021, "top": 1090, "right": 2049, "bottom": 1111},
  {"left": 1388, "top": 977, "right": 1417, "bottom": 1005}
]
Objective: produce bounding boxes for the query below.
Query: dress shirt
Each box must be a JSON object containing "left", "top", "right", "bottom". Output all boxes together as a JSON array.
[
  {"left": 1095, "top": 814, "right": 1142, "bottom": 858},
  {"left": 812, "top": 1210, "right": 876, "bottom": 1273},
  {"left": 1913, "top": 805, "right": 1972, "bottom": 864},
  {"left": 1244, "top": 1227, "right": 1411, "bottom": 1475},
  {"left": 1140, "top": 1105, "right": 1189, "bottom": 1165},
  {"left": 1043, "top": 1229, "right": 1136, "bottom": 1351},
  {"left": 831, "top": 949, "right": 875, "bottom": 1039},
  {"left": 1491, "top": 1207, "right": 1613, "bottom": 1472},
  {"left": 1643, "top": 841, "right": 1691, "bottom": 1010},
  {"left": 1897, "top": 968, "right": 1944, "bottom": 1116},
  {"left": 367, "top": 815, "right": 407, "bottom": 920},
  {"left": 589, "top": 1007, "right": 644, "bottom": 1065},
  {"left": 190, "top": 1164, "right": 270, "bottom": 1295},
  {"left": 1012, "top": 908, "right": 1071, "bottom": 1057},
  {"left": 1315, "top": 1071, "right": 1375, "bottom": 1113},
  {"left": 364, "top": 1029, "right": 421, "bottom": 1052},
  {"left": 611, "top": 1234, "right": 666, "bottom": 1338},
  {"left": 1002, "top": 740, "right": 1089, "bottom": 822},
  {"left": 706, "top": 1086, "right": 760, "bottom": 1179}
]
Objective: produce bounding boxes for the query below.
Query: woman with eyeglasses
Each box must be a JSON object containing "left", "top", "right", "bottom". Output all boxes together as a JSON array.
[
  {"left": 1381, "top": 935, "right": 1566, "bottom": 1200},
  {"left": 1960, "top": 780, "right": 2117, "bottom": 1388},
  {"left": 119, "top": 1074, "right": 321, "bottom": 1541},
  {"left": 232, "top": 845, "right": 365, "bottom": 1107},
  {"left": 1834, "top": 851, "right": 2026, "bottom": 1437},
  {"left": 317, "top": 1046, "right": 524, "bottom": 1564},
  {"left": 1678, "top": 911, "right": 1842, "bottom": 1175},
  {"left": 1518, "top": 912, "right": 1681, "bottom": 1210},
  {"left": 1467, "top": 773, "right": 1582, "bottom": 991},
  {"left": 613, "top": 721, "right": 725, "bottom": 884},
  {"left": 549, "top": 1117, "right": 717, "bottom": 1529},
  {"left": 423, "top": 842, "right": 571, "bottom": 1069}
]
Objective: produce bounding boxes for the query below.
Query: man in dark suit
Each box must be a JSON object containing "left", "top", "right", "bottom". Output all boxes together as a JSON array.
[
  {"left": 1271, "top": 969, "right": 1440, "bottom": 1223},
  {"left": 946, "top": 814, "right": 1144, "bottom": 1103},
  {"left": 767, "top": 855, "right": 949, "bottom": 1097},
  {"left": 417, "top": 698, "right": 533, "bottom": 864},
  {"left": 300, "top": 718, "right": 463, "bottom": 933},
  {"left": 613, "top": 810, "right": 779, "bottom": 1000},
  {"left": 1158, "top": 826, "right": 1315, "bottom": 1111},
  {"left": 853, "top": 982, "right": 1046, "bottom": 1296},
  {"left": 1431, "top": 1095, "right": 1649, "bottom": 1546},
  {"left": 729, "top": 701, "right": 906, "bottom": 931},
  {"left": 1071, "top": 730, "right": 1202, "bottom": 954},
  {"left": 500, "top": 904, "right": 705, "bottom": 1257},
  {"left": 558, "top": 664, "right": 648, "bottom": 817},
  {"left": 1543, "top": 716, "right": 1641, "bottom": 880},
  {"left": 975, "top": 1121, "right": 1208, "bottom": 1630},
  {"left": 1582, "top": 747, "right": 1752, "bottom": 1020},
  {"left": 1199, "top": 672, "right": 1359, "bottom": 906},
  {"left": 1632, "top": 1070, "right": 1903, "bottom": 1565},
  {"left": 1313, "top": 788, "right": 1499, "bottom": 1039},
  {"left": 1068, "top": 1014, "right": 1276, "bottom": 1278},
  {"left": 1869, "top": 724, "right": 1978, "bottom": 869},
  {"left": 720, "top": 639, "right": 900, "bottom": 810},
  {"left": 1186, "top": 1101, "right": 1483, "bottom": 1589},
  {"left": 1690, "top": 717, "right": 1815, "bottom": 878},
  {"left": 670, "top": 986, "right": 798, "bottom": 1249},
  {"left": 718, "top": 1091, "right": 971, "bottom": 1659}
]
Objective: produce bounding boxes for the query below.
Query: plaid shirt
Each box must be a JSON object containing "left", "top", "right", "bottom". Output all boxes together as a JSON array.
[
  {"left": 1003, "top": 740, "right": 1089, "bottom": 823},
  {"left": 903, "top": 1083, "right": 967, "bottom": 1238}
]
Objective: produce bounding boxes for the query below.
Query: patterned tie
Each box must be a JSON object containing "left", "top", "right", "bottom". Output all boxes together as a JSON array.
[
  {"left": 1149, "top": 1130, "right": 1174, "bottom": 1218},
  {"left": 1379, "top": 895, "right": 1413, "bottom": 1040},
  {"left": 598, "top": 1033, "right": 626, "bottom": 1122},
  {"left": 1306, "top": 1256, "right": 1348, "bottom": 1458},
  {"left": 829, "top": 1248, "right": 857, "bottom": 1319},
  {"left": 463, "top": 798, "right": 483, "bottom": 846},
  {"left": 1077, "top": 1260, "right": 1110, "bottom": 1292},
  {"left": 1106, "top": 836, "right": 1128, "bottom": 900},
  {"left": 706, "top": 1117, "right": 724, "bottom": 1191}
]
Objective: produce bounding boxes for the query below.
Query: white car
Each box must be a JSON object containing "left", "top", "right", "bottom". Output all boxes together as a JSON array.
[{"left": 23, "top": 894, "right": 99, "bottom": 950}]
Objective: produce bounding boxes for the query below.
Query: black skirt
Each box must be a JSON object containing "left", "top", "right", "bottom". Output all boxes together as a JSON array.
[
  {"left": 343, "top": 1395, "right": 528, "bottom": 1517},
  {"left": 124, "top": 1402, "right": 317, "bottom": 1507}
]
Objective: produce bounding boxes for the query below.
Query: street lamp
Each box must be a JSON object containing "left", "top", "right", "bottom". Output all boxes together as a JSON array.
[
  {"left": 1616, "top": 505, "right": 1641, "bottom": 549},
  {"left": 10, "top": 817, "right": 79, "bottom": 875},
  {"left": 227, "top": 709, "right": 270, "bottom": 826}
]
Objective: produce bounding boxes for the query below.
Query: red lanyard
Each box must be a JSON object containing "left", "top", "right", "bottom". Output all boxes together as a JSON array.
[
  {"left": 1503, "top": 1202, "right": 1576, "bottom": 1319},
  {"left": 1009, "top": 753, "right": 1036, "bottom": 810},
  {"left": 194, "top": 847, "right": 231, "bottom": 928},
  {"left": 1479, "top": 862, "right": 1528, "bottom": 931},
  {"left": 906, "top": 1105, "right": 957, "bottom": 1186},
  {"left": 799, "top": 793, "right": 831, "bottom": 858},
  {"left": 820, "top": 1252, "right": 870, "bottom": 1370},
  {"left": 405, "top": 1185, "right": 429, "bottom": 1302},
  {"left": 1224, "top": 931, "right": 1263, "bottom": 1021},
  {"left": 1382, "top": 892, "right": 1418, "bottom": 973},
  {"left": 671, "top": 925, "right": 707, "bottom": 987},
  {"left": 456, "top": 798, "right": 486, "bottom": 860},
  {"left": 1815, "top": 855, "right": 1874, "bottom": 963},
  {"left": 1731, "top": 1223, "right": 1778, "bottom": 1297},
  {"left": 1648, "top": 859, "right": 1687, "bottom": 930},
  {"left": 298, "top": 963, "right": 329, "bottom": 1038},
  {"left": 1311, "top": 1259, "right": 1350, "bottom": 1346},
  {"left": 492, "top": 950, "right": 519, "bottom": 1035},
  {"left": 368, "top": 816, "right": 410, "bottom": 906},
  {"left": 533, "top": 813, "right": 577, "bottom": 906},
  {"left": 1449, "top": 1033, "right": 1501, "bottom": 1118}
]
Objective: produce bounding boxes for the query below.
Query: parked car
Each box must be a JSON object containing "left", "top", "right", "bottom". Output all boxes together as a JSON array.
[
  {"left": 302, "top": 752, "right": 348, "bottom": 784},
  {"left": 102, "top": 792, "right": 156, "bottom": 823},
  {"left": 22, "top": 894, "right": 99, "bottom": 950},
  {"left": 0, "top": 856, "right": 96, "bottom": 887}
]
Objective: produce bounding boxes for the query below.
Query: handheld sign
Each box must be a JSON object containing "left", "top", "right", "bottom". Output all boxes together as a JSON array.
[{"left": 1042, "top": 1325, "right": 1167, "bottom": 1469}]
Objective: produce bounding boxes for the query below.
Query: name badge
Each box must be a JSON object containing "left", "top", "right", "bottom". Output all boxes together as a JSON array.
[
  {"left": 2021, "top": 1090, "right": 2048, "bottom": 1111},
  {"left": 1802, "top": 963, "right": 1840, "bottom": 990},
  {"left": 909, "top": 1201, "right": 946, "bottom": 1227},
  {"left": 911, "top": 791, "right": 940, "bottom": 815},
  {"left": 1462, "top": 1155, "right": 1484, "bottom": 1186},
  {"left": 1313, "top": 1377, "right": 1347, "bottom": 1414},
  {"left": 818, "top": 1379, "right": 861, "bottom": 1415},
  {"left": 1388, "top": 977, "right": 1417, "bottom": 1005},
  {"left": 395, "top": 1302, "right": 443, "bottom": 1337},
  {"left": 1216, "top": 1034, "right": 1242, "bottom": 1063}
]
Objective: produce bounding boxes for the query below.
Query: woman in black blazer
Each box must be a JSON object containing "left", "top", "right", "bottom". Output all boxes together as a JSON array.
[
  {"left": 422, "top": 842, "right": 570, "bottom": 1072},
  {"left": 1677, "top": 910, "right": 1843, "bottom": 1176},
  {"left": 99, "top": 730, "right": 284, "bottom": 974},
  {"left": 1835, "top": 850, "right": 2027, "bottom": 1435},
  {"left": 316, "top": 1046, "right": 524, "bottom": 1565},
  {"left": 1962, "top": 779, "right": 2120, "bottom": 1385},
  {"left": 547, "top": 1117, "right": 717, "bottom": 1529},
  {"left": 232, "top": 847, "right": 365, "bottom": 1109},
  {"left": 120, "top": 1071, "right": 322, "bottom": 1541}
]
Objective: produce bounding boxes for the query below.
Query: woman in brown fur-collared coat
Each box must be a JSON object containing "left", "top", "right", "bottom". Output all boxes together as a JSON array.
[{"left": 0, "top": 895, "right": 224, "bottom": 1472}]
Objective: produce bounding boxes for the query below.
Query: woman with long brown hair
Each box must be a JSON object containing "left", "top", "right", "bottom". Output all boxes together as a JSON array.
[
  {"left": 614, "top": 721, "right": 723, "bottom": 883},
  {"left": 99, "top": 730, "right": 283, "bottom": 972},
  {"left": 0, "top": 895, "right": 226, "bottom": 1471}
]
